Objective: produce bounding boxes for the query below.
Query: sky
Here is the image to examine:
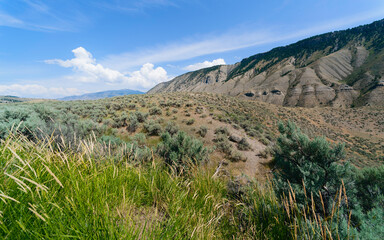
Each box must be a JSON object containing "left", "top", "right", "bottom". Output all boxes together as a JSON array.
[{"left": 0, "top": 0, "right": 384, "bottom": 98}]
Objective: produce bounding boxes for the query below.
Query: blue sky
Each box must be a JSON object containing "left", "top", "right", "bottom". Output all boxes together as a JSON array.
[{"left": 0, "top": 0, "right": 384, "bottom": 98}]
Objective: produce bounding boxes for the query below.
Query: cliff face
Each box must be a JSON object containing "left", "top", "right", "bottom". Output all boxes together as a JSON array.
[{"left": 148, "top": 19, "right": 384, "bottom": 108}]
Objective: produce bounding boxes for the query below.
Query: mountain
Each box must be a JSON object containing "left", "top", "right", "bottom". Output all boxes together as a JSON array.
[
  {"left": 149, "top": 19, "right": 384, "bottom": 108},
  {"left": 58, "top": 89, "right": 144, "bottom": 101}
]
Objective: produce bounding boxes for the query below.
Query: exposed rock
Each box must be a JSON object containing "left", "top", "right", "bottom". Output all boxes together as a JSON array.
[{"left": 229, "top": 134, "right": 242, "bottom": 143}]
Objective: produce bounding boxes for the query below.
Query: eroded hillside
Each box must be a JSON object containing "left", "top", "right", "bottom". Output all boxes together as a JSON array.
[{"left": 149, "top": 19, "right": 384, "bottom": 108}]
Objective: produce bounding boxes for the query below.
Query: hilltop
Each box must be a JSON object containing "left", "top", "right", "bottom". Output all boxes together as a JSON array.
[{"left": 149, "top": 19, "right": 384, "bottom": 108}]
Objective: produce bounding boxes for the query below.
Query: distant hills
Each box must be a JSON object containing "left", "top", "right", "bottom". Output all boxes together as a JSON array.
[
  {"left": 149, "top": 19, "right": 384, "bottom": 108},
  {"left": 58, "top": 89, "right": 144, "bottom": 101},
  {"left": 0, "top": 96, "right": 32, "bottom": 103}
]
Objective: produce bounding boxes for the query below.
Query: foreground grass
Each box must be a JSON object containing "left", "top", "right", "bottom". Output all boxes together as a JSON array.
[
  {"left": 1, "top": 133, "right": 358, "bottom": 239},
  {"left": 0, "top": 135, "right": 233, "bottom": 239}
]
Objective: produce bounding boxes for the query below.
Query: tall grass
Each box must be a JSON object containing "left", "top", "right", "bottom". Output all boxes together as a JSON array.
[{"left": 0, "top": 133, "right": 230, "bottom": 239}]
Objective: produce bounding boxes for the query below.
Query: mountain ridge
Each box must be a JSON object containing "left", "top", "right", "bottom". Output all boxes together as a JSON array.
[
  {"left": 149, "top": 19, "right": 384, "bottom": 108},
  {"left": 58, "top": 89, "right": 144, "bottom": 101}
]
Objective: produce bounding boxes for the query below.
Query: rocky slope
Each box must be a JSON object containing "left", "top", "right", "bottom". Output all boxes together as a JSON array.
[{"left": 149, "top": 19, "right": 384, "bottom": 108}]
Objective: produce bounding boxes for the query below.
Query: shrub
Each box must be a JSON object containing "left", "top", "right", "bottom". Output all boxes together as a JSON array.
[
  {"left": 128, "top": 104, "right": 136, "bottom": 110},
  {"left": 127, "top": 115, "right": 139, "bottom": 132},
  {"left": 165, "top": 122, "right": 179, "bottom": 136},
  {"left": 149, "top": 107, "right": 162, "bottom": 116},
  {"left": 186, "top": 119, "right": 195, "bottom": 125},
  {"left": 143, "top": 120, "right": 162, "bottom": 136},
  {"left": 157, "top": 131, "right": 209, "bottom": 172},
  {"left": 229, "top": 150, "right": 247, "bottom": 162},
  {"left": 99, "top": 135, "right": 124, "bottom": 147},
  {"left": 273, "top": 121, "right": 350, "bottom": 216},
  {"left": 132, "top": 133, "right": 146, "bottom": 146},
  {"left": 214, "top": 134, "right": 233, "bottom": 155},
  {"left": 354, "top": 165, "right": 384, "bottom": 213},
  {"left": 134, "top": 111, "right": 148, "bottom": 123},
  {"left": 214, "top": 126, "right": 229, "bottom": 136},
  {"left": 237, "top": 138, "right": 251, "bottom": 151},
  {"left": 197, "top": 126, "right": 208, "bottom": 138},
  {"left": 195, "top": 107, "right": 203, "bottom": 114},
  {"left": 112, "top": 112, "right": 129, "bottom": 128}
]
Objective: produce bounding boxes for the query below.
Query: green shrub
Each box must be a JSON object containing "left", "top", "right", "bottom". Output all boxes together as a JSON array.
[
  {"left": 186, "top": 119, "right": 195, "bottom": 125},
  {"left": 143, "top": 120, "right": 162, "bottom": 136},
  {"left": 132, "top": 133, "right": 146, "bottom": 146},
  {"left": 128, "top": 104, "right": 136, "bottom": 110},
  {"left": 149, "top": 107, "right": 162, "bottom": 116},
  {"left": 273, "top": 121, "right": 350, "bottom": 216},
  {"left": 99, "top": 135, "right": 124, "bottom": 147},
  {"left": 165, "top": 122, "right": 179, "bottom": 136},
  {"left": 134, "top": 111, "right": 148, "bottom": 123},
  {"left": 157, "top": 131, "right": 209, "bottom": 172},
  {"left": 127, "top": 115, "right": 139, "bottom": 132}
]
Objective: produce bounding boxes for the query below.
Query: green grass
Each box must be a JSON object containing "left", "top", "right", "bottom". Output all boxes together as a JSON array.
[{"left": 0, "top": 134, "right": 232, "bottom": 239}]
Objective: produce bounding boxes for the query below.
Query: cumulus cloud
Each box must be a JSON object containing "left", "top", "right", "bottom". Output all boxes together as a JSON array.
[
  {"left": 0, "top": 84, "right": 85, "bottom": 99},
  {"left": 45, "top": 47, "right": 126, "bottom": 83},
  {"left": 183, "top": 58, "right": 226, "bottom": 71},
  {"left": 45, "top": 47, "right": 170, "bottom": 90},
  {"left": 127, "top": 63, "right": 169, "bottom": 89}
]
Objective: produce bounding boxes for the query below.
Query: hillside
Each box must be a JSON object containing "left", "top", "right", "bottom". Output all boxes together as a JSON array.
[
  {"left": 58, "top": 89, "right": 144, "bottom": 101},
  {"left": 1, "top": 93, "right": 383, "bottom": 238},
  {"left": 149, "top": 19, "right": 384, "bottom": 108},
  {"left": 1, "top": 93, "right": 382, "bottom": 176}
]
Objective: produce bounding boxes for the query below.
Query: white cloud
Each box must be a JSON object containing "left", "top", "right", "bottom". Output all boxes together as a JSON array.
[
  {"left": 45, "top": 47, "right": 170, "bottom": 90},
  {"left": 126, "top": 63, "right": 169, "bottom": 89},
  {"left": 0, "top": 84, "right": 85, "bottom": 98},
  {"left": 101, "top": 30, "right": 272, "bottom": 71},
  {"left": 46, "top": 47, "right": 126, "bottom": 84},
  {"left": 183, "top": 58, "right": 226, "bottom": 71}
]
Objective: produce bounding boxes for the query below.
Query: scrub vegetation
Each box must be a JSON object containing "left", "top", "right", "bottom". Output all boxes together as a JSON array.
[{"left": 0, "top": 93, "right": 383, "bottom": 239}]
